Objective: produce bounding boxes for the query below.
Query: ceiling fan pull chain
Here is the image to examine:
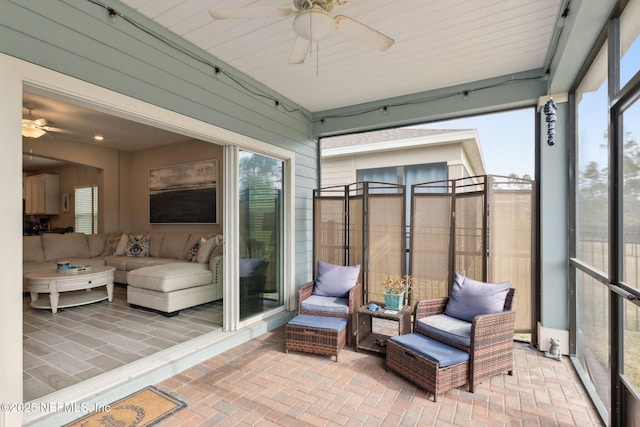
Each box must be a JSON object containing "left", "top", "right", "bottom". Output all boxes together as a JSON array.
[
  {"left": 307, "top": 3, "right": 319, "bottom": 78},
  {"left": 309, "top": 6, "right": 313, "bottom": 54}
]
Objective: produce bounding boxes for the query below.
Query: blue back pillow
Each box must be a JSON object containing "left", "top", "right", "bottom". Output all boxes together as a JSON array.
[
  {"left": 313, "top": 261, "right": 360, "bottom": 298},
  {"left": 444, "top": 273, "right": 511, "bottom": 322}
]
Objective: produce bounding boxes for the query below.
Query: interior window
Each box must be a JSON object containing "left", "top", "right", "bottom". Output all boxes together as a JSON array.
[{"left": 74, "top": 185, "right": 98, "bottom": 234}]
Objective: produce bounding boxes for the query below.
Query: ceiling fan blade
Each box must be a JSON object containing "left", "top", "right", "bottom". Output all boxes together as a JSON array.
[
  {"left": 289, "top": 37, "right": 311, "bottom": 64},
  {"left": 25, "top": 117, "right": 72, "bottom": 134},
  {"left": 44, "top": 126, "right": 72, "bottom": 134},
  {"left": 334, "top": 15, "right": 394, "bottom": 51},
  {"left": 209, "top": 7, "right": 293, "bottom": 20}
]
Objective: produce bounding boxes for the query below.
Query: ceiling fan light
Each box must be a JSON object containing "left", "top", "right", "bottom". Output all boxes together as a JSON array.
[
  {"left": 293, "top": 9, "right": 335, "bottom": 41},
  {"left": 21, "top": 120, "right": 46, "bottom": 138},
  {"left": 22, "top": 127, "right": 46, "bottom": 138}
]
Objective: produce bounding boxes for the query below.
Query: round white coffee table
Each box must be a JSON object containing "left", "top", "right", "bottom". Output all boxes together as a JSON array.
[{"left": 24, "top": 266, "right": 116, "bottom": 313}]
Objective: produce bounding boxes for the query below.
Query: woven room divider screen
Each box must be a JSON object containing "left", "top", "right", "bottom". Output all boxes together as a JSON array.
[
  {"left": 313, "top": 182, "right": 406, "bottom": 305},
  {"left": 410, "top": 175, "right": 535, "bottom": 334}
]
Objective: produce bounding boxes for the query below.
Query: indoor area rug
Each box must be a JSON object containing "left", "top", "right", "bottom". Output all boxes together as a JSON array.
[{"left": 63, "top": 386, "right": 186, "bottom": 427}]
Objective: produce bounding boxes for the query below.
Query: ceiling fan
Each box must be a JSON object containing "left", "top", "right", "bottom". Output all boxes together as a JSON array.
[
  {"left": 22, "top": 107, "right": 71, "bottom": 139},
  {"left": 209, "top": 0, "right": 395, "bottom": 64}
]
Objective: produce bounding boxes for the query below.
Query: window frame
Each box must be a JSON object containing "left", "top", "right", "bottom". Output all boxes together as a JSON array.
[{"left": 74, "top": 185, "right": 98, "bottom": 234}]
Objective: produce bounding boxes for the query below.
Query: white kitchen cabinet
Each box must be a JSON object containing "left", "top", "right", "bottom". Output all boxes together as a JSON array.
[{"left": 24, "top": 174, "right": 59, "bottom": 215}]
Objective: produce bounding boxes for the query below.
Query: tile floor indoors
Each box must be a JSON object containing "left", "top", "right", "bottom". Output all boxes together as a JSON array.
[
  {"left": 23, "top": 284, "right": 223, "bottom": 401},
  {"left": 24, "top": 288, "right": 604, "bottom": 426}
]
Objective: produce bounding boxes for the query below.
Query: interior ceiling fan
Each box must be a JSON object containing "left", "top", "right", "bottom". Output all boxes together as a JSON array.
[
  {"left": 209, "top": 0, "right": 395, "bottom": 64},
  {"left": 22, "top": 106, "right": 71, "bottom": 139}
]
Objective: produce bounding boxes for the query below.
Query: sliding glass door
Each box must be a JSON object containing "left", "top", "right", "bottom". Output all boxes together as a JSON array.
[{"left": 238, "top": 151, "right": 284, "bottom": 320}]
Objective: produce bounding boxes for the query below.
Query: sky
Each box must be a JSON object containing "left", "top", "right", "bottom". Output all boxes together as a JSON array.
[{"left": 411, "top": 108, "right": 536, "bottom": 178}]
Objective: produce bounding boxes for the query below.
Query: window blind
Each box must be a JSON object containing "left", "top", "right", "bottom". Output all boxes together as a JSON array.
[{"left": 75, "top": 186, "right": 98, "bottom": 234}]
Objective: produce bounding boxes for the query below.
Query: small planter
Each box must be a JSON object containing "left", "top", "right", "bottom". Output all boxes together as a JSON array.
[{"left": 384, "top": 291, "right": 404, "bottom": 310}]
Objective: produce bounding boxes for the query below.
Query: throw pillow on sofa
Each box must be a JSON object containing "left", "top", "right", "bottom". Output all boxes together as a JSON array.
[
  {"left": 123, "top": 234, "right": 150, "bottom": 257},
  {"left": 313, "top": 260, "right": 360, "bottom": 298},
  {"left": 208, "top": 239, "right": 223, "bottom": 262},
  {"left": 114, "top": 233, "right": 129, "bottom": 256},
  {"left": 444, "top": 273, "right": 511, "bottom": 322},
  {"left": 185, "top": 236, "right": 217, "bottom": 263},
  {"left": 101, "top": 232, "right": 123, "bottom": 256},
  {"left": 196, "top": 236, "right": 218, "bottom": 263},
  {"left": 187, "top": 240, "right": 200, "bottom": 262}
]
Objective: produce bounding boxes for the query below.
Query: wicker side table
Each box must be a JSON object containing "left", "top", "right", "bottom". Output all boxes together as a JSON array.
[
  {"left": 356, "top": 304, "right": 412, "bottom": 354},
  {"left": 285, "top": 314, "right": 348, "bottom": 362}
]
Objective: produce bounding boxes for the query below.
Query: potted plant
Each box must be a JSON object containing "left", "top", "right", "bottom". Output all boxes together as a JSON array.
[{"left": 383, "top": 275, "right": 411, "bottom": 310}]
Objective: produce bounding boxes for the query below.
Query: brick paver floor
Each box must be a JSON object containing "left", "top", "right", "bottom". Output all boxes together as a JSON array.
[{"left": 155, "top": 327, "right": 604, "bottom": 426}]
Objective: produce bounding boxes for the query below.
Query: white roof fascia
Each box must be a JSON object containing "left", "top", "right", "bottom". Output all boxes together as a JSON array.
[{"left": 322, "top": 129, "right": 480, "bottom": 158}]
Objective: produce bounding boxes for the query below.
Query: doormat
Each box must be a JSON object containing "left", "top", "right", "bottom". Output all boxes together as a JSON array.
[{"left": 63, "top": 386, "right": 186, "bottom": 427}]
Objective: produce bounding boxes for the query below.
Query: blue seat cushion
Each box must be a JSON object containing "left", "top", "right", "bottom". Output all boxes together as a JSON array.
[
  {"left": 288, "top": 314, "right": 348, "bottom": 332},
  {"left": 390, "top": 333, "right": 469, "bottom": 367},
  {"left": 300, "top": 295, "right": 350, "bottom": 315},
  {"left": 415, "top": 314, "right": 472, "bottom": 348}
]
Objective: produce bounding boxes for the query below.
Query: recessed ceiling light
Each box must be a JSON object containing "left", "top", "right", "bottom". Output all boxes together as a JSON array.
[{"left": 94, "top": 135, "right": 104, "bottom": 141}]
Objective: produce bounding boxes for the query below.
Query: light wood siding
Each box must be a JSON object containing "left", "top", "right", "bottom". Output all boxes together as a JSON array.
[
  {"left": 321, "top": 157, "right": 357, "bottom": 188},
  {"left": 1, "top": 1, "right": 318, "bottom": 284}
]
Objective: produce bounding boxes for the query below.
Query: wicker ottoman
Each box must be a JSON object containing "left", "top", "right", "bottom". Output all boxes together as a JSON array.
[
  {"left": 285, "top": 314, "right": 348, "bottom": 362},
  {"left": 386, "top": 333, "right": 469, "bottom": 401}
]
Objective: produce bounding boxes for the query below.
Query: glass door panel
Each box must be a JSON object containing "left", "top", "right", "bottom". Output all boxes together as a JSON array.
[{"left": 238, "top": 151, "right": 283, "bottom": 320}]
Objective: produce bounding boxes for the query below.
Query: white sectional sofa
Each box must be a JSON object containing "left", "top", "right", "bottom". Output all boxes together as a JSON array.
[{"left": 23, "top": 231, "right": 223, "bottom": 315}]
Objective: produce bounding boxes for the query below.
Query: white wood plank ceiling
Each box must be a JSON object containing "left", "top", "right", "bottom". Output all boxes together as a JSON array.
[{"left": 118, "top": 0, "right": 563, "bottom": 112}]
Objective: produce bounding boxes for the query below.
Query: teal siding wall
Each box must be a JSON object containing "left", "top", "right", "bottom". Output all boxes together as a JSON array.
[
  {"left": 0, "top": 0, "right": 317, "bottom": 285},
  {"left": 311, "top": 69, "right": 548, "bottom": 137}
]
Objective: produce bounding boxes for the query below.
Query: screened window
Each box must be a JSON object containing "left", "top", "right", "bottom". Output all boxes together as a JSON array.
[
  {"left": 620, "top": 0, "right": 640, "bottom": 88},
  {"left": 623, "top": 300, "right": 640, "bottom": 391},
  {"left": 572, "top": 1, "right": 640, "bottom": 422},
  {"left": 574, "top": 40, "right": 610, "bottom": 421},
  {"left": 623, "top": 98, "right": 640, "bottom": 290},
  {"left": 575, "top": 43, "right": 609, "bottom": 274},
  {"left": 75, "top": 186, "right": 98, "bottom": 234}
]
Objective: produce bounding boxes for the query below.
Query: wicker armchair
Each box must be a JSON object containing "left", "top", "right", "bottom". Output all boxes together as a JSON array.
[
  {"left": 413, "top": 288, "right": 515, "bottom": 392},
  {"left": 298, "top": 280, "right": 362, "bottom": 346}
]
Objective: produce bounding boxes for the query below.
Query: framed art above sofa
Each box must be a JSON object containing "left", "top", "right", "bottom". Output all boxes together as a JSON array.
[{"left": 149, "top": 159, "right": 218, "bottom": 224}]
